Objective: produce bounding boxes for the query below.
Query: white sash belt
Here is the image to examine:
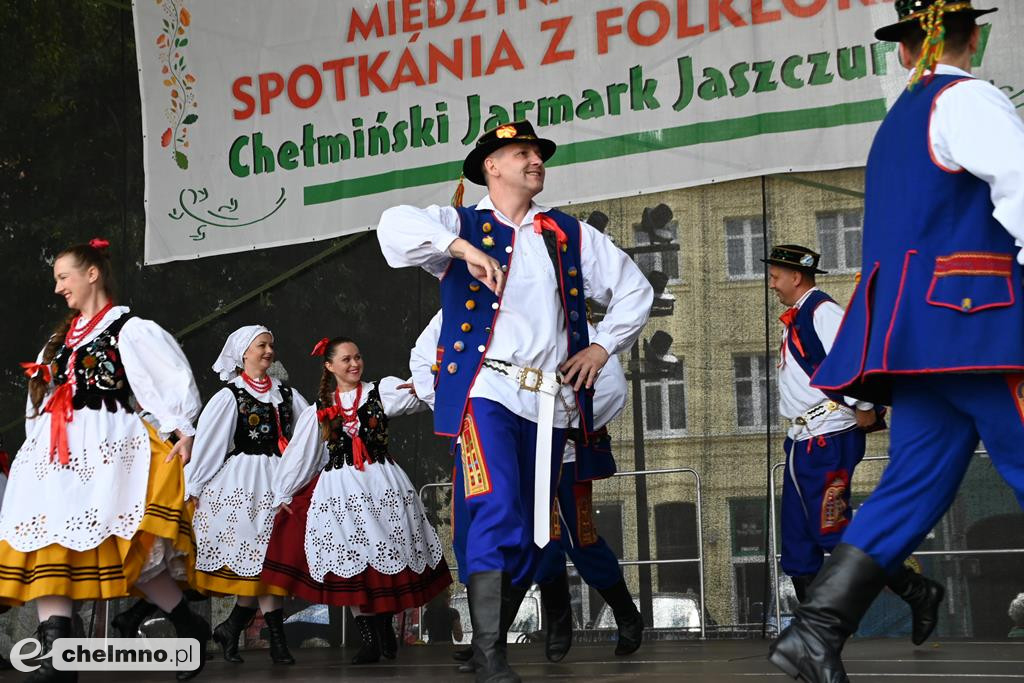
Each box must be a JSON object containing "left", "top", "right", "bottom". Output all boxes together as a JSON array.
[{"left": 482, "top": 359, "right": 561, "bottom": 548}]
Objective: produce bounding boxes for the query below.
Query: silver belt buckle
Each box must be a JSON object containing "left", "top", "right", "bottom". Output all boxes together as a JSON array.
[{"left": 517, "top": 366, "right": 544, "bottom": 392}]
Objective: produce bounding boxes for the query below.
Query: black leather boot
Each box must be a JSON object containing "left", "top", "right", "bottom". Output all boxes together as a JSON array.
[
  {"left": 263, "top": 609, "right": 296, "bottom": 664},
  {"left": 25, "top": 616, "right": 76, "bottom": 683},
  {"left": 790, "top": 574, "right": 816, "bottom": 604},
  {"left": 540, "top": 571, "right": 573, "bottom": 662},
  {"left": 165, "top": 598, "right": 212, "bottom": 681},
  {"left": 596, "top": 579, "right": 644, "bottom": 656},
  {"left": 460, "top": 579, "right": 527, "bottom": 675},
  {"left": 351, "top": 615, "right": 381, "bottom": 664},
  {"left": 212, "top": 603, "right": 256, "bottom": 663},
  {"left": 887, "top": 564, "right": 945, "bottom": 645},
  {"left": 769, "top": 544, "right": 888, "bottom": 683},
  {"left": 111, "top": 599, "right": 159, "bottom": 638},
  {"left": 466, "top": 571, "right": 521, "bottom": 683},
  {"left": 377, "top": 612, "right": 397, "bottom": 659}
]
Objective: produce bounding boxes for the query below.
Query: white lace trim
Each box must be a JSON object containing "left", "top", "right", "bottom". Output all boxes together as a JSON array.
[
  {"left": 192, "top": 457, "right": 279, "bottom": 576},
  {"left": 0, "top": 417, "right": 150, "bottom": 552},
  {"left": 304, "top": 465, "right": 444, "bottom": 580}
]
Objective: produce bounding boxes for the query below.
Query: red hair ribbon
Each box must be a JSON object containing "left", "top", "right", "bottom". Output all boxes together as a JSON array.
[
  {"left": 89, "top": 237, "right": 111, "bottom": 250},
  {"left": 316, "top": 404, "right": 339, "bottom": 422},
  {"left": 20, "top": 361, "right": 52, "bottom": 383},
  {"left": 0, "top": 449, "right": 9, "bottom": 477},
  {"left": 533, "top": 214, "right": 568, "bottom": 247},
  {"left": 310, "top": 337, "right": 330, "bottom": 357}
]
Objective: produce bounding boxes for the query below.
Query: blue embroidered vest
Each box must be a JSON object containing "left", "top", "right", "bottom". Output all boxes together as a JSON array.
[
  {"left": 786, "top": 290, "right": 847, "bottom": 405},
  {"left": 813, "top": 74, "right": 1024, "bottom": 405},
  {"left": 433, "top": 205, "right": 594, "bottom": 439}
]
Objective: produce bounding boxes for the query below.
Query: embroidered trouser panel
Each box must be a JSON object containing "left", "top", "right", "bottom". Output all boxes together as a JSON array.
[
  {"left": 533, "top": 475, "right": 623, "bottom": 590},
  {"left": 457, "top": 398, "right": 566, "bottom": 587},
  {"left": 781, "top": 427, "right": 866, "bottom": 577}
]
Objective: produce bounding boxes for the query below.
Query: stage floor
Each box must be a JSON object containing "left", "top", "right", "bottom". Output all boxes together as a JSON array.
[{"left": 12, "top": 638, "right": 1023, "bottom": 682}]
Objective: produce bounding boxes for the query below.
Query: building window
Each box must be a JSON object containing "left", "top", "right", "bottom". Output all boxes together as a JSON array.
[
  {"left": 817, "top": 210, "right": 863, "bottom": 273},
  {"left": 654, "top": 502, "right": 700, "bottom": 594},
  {"left": 733, "top": 353, "right": 778, "bottom": 428},
  {"left": 634, "top": 227, "right": 680, "bottom": 281},
  {"left": 729, "top": 498, "right": 767, "bottom": 558},
  {"left": 588, "top": 502, "right": 624, "bottom": 623},
  {"left": 642, "top": 375, "right": 687, "bottom": 437},
  {"left": 726, "top": 216, "right": 767, "bottom": 279}
]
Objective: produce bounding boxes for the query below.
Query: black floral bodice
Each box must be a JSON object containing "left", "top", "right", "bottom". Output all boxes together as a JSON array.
[
  {"left": 52, "top": 313, "right": 135, "bottom": 413},
  {"left": 227, "top": 384, "right": 295, "bottom": 457},
  {"left": 318, "top": 383, "right": 391, "bottom": 470}
]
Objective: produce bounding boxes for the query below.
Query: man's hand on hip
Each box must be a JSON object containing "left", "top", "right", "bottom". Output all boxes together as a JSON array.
[
  {"left": 855, "top": 409, "right": 877, "bottom": 430},
  {"left": 560, "top": 344, "right": 610, "bottom": 391}
]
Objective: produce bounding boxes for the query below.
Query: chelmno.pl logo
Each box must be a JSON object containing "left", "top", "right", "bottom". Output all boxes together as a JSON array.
[{"left": 9, "top": 637, "right": 200, "bottom": 672}]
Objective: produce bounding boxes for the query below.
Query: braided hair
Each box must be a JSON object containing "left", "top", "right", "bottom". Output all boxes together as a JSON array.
[
  {"left": 28, "top": 241, "right": 117, "bottom": 415},
  {"left": 316, "top": 336, "right": 356, "bottom": 438}
]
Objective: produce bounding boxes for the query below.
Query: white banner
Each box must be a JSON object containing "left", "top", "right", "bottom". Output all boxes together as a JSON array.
[{"left": 133, "top": 0, "right": 1022, "bottom": 263}]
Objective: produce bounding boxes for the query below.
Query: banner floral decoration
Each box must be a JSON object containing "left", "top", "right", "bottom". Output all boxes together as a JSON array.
[{"left": 156, "top": 0, "right": 196, "bottom": 170}]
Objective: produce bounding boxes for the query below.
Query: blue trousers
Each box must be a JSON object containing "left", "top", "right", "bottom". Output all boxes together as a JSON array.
[
  {"left": 843, "top": 374, "right": 1024, "bottom": 573},
  {"left": 452, "top": 452, "right": 469, "bottom": 585},
  {"left": 781, "top": 427, "right": 866, "bottom": 577},
  {"left": 456, "top": 398, "right": 566, "bottom": 587},
  {"left": 533, "top": 468, "right": 624, "bottom": 590}
]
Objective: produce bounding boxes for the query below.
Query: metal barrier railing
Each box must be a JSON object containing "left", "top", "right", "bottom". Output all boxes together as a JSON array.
[
  {"left": 418, "top": 466, "right": 707, "bottom": 639},
  {"left": 768, "top": 450, "right": 1016, "bottom": 632}
]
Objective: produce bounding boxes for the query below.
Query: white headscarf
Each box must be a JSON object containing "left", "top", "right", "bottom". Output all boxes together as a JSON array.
[{"left": 212, "top": 325, "right": 273, "bottom": 381}]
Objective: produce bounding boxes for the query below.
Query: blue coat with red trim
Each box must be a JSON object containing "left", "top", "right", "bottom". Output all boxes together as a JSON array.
[
  {"left": 433, "top": 205, "right": 595, "bottom": 442},
  {"left": 812, "top": 74, "right": 1024, "bottom": 405}
]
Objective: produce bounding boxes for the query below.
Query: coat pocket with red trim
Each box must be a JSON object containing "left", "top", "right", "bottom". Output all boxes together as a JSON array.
[{"left": 926, "top": 252, "right": 1016, "bottom": 314}]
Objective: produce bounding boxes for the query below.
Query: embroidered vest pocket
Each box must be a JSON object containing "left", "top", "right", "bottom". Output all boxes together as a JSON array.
[{"left": 925, "top": 252, "right": 1016, "bottom": 314}]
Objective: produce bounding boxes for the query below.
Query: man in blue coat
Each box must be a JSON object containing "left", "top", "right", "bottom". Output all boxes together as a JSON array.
[
  {"left": 766, "top": 244, "right": 942, "bottom": 646},
  {"left": 770, "top": 3, "right": 1024, "bottom": 682},
  {"left": 380, "top": 122, "right": 652, "bottom": 683}
]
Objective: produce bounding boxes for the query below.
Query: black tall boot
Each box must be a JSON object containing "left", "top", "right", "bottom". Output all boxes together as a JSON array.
[
  {"left": 263, "top": 609, "right": 296, "bottom": 664},
  {"left": 351, "top": 615, "right": 381, "bottom": 664},
  {"left": 460, "top": 578, "right": 527, "bottom": 675},
  {"left": 165, "top": 599, "right": 212, "bottom": 681},
  {"left": 377, "top": 612, "right": 397, "bottom": 660},
  {"left": 596, "top": 579, "right": 644, "bottom": 656},
  {"left": 466, "top": 571, "right": 521, "bottom": 683},
  {"left": 539, "top": 571, "right": 573, "bottom": 662},
  {"left": 887, "top": 564, "right": 945, "bottom": 645},
  {"left": 791, "top": 574, "right": 816, "bottom": 604},
  {"left": 769, "top": 544, "right": 889, "bottom": 683},
  {"left": 111, "top": 599, "right": 159, "bottom": 638},
  {"left": 212, "top": 603, "right": 257, "bottom": 663},
  {"left": 25, "top": 616, "right": 76, "bottom": 683}
]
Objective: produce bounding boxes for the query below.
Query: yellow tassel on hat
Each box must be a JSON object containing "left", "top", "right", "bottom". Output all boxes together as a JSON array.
[
  {"left": 451, "top": 174, "right": 465, "bottom": 208},
  {"left": 908, "top": 0, "right": 971, "bottom": 90}
]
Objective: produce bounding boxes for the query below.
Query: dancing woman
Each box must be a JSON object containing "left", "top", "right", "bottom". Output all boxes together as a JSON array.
[
  {"left": 185, "top": 326, "right": 308, "bottom": 666},
  {"left": 0, "top": 239, "right": 209, "bottom": 682},
  {"left": 262, "top": 336, "right": 452, "bottom": 664}
]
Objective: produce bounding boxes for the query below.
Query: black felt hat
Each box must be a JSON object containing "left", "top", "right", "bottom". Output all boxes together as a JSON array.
[
  {"left": 462, "top": 120, "right": 556, "bottom": 186},
  {"left": 875, "top": 0, "right": 996, "bottom": 41},
  {"left": 761, "top": 244, "right": 828, "bottom": 275}
]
